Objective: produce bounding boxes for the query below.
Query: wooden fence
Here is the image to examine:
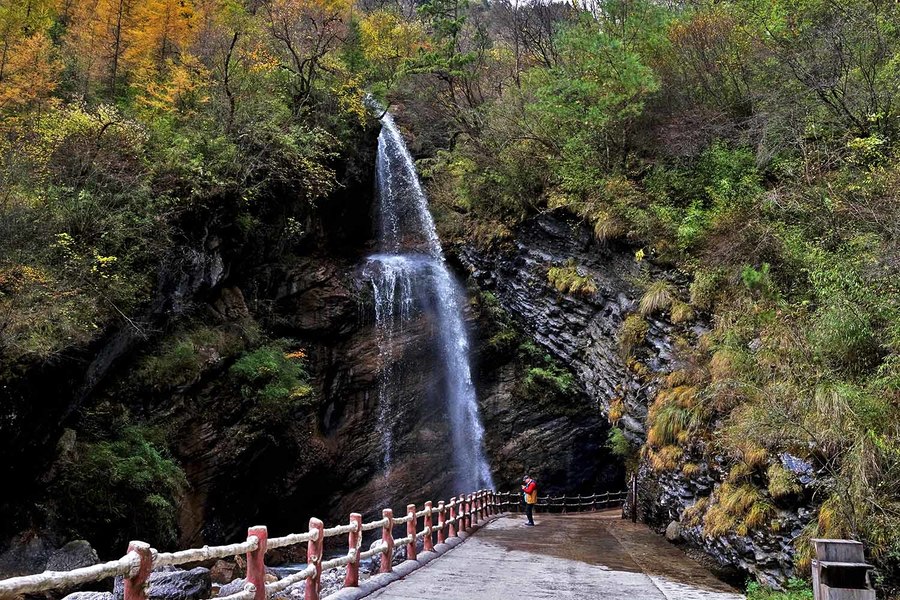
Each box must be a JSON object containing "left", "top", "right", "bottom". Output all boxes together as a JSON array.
[{"left": 0, "top": 488, "right": 627, "bottom": 600}]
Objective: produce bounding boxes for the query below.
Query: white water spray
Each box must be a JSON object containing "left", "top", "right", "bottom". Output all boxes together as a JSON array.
[{"left": 364, "top": 110, "right": 494, "bottom": 491}]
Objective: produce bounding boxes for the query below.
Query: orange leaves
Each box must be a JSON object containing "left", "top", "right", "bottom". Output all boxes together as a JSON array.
[
  {"left": 0, "top": 31, "right": 61, "bottom": 112},
  {"left": 126, "top": 0, "right": 197, "bottom": 82}
]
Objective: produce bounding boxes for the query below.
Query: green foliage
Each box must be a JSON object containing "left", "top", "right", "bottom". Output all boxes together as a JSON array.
[
  {"left": 745, "top": 578, "right": 813, "bottom": 600},
  {"left": 517, "top": 341, "right": 575, "bottom": 398},
  {"left": 139, "top": 326, "right": 248, "bottom": 390},
  {"left": 53, "top": 425, "right": 186, "bottom": 555},
  {"left": 230, "top": 343, "right": 315, "bottom": 421},
  {"left": 547, "top": 260, "right": 598, "bottom": 296},
  {"left": 639, "top": 280, "right": 675, "bottom": 316},
  {"left": 620, "top": 314, "right": 649, "bottom": 357},
  {"left": 607, "top": 427, "right": 631, "bottom": 458},
  {"left": 767, "top": 464, "right": 802, "bottom": 500}
]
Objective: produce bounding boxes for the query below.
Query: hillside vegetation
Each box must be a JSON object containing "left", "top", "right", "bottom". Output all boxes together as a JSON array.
[
  {"left": 1, "top": 0, "right": 898, "bottom": 593},
  {"left": 364, "top": 0, "right": 900, "bottom": 591}
]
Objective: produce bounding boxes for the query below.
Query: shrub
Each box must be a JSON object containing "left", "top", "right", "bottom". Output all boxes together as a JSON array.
[
  {"left": 607, "top": 427, "right": 631, "bottom": 457},
  {"left": 767, "top": 464, "right": 802, "bottom": 500},
  {"left": 53, "top": 426, "right": 186, "bottom": 555},
  {"left": 639, "top": 280, "right": 675, "bottom": 316},
  {"left": 547, "top": 260, "right": 598, "bottom": 296},
  {"left": 620, "top": 314, "right": 649, "bottom": 356},
  {"left": 689, "top": 268, "right": 726, "bottom": 311},
  {"left": 230, "top": 343, "right": 315, "bottom": 421},
  {"left": 745, "top": 578, "right": 813, "bottom": 600},
  {"left": 139, "top": 326, "right": 245, "bottom": 390}
]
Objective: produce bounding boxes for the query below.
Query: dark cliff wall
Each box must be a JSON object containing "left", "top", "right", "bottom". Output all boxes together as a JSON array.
[{"left": 457, "top": 211, "right": 814, "bottom": 587}]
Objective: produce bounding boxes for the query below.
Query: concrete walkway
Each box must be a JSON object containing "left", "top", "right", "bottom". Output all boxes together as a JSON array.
[{"left": 366, "top": 512, "right": 745, "bottom": 600}]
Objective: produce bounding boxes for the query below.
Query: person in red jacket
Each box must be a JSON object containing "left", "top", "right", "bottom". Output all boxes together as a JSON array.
[{"left": 521, "top": 475, "right": 537, "bottom": 526}]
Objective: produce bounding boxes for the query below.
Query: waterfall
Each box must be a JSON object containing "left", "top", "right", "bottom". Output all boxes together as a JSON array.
[{"left": 364, "top": 110, "right": 494, "bottom": 491}]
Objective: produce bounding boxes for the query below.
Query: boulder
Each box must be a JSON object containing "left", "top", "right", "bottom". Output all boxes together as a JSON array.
[
  {"left": 115, "top": 567, "right": 210, "bottom": 600},
  {"left": 217, "top": 578, "right": 249, "bottom": 598},
  {"left": 0, "top": 534, "right": 52, "bottom": 578},
  {"left": 665, "top": 521, "right": 682, "bottom": 542},
  {"left": 209, "top": 560, "right": 237, "bottom": 585},
  {"left": 62, "top": 593, "right": 114, "bottom": 600},
  {"left": 47, "top": 541, "right": 99, "bottom": 572}
]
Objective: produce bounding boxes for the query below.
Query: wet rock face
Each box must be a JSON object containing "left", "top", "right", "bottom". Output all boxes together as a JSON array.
[
  {"left": 636, "top": 457, "right": 814, "bottom": 588},
  {"left": 458, "top": 211, "right": 814, "bottom": 587},
  {"left": 460, "top": 212, "right": 678, "bottom": 444}
]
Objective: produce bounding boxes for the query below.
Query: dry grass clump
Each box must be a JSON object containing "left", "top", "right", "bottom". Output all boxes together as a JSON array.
[
  {"left": 639, "top": 280, "right": 675, "bottom": 316},
  {"left": 592, "top": 211, "right": 626, "bottom": 242},
  {"left": 682, "top": 462, "right": 702, "bottom": 477},
  {"left": 703, "top": 482, "right": 774, "bottom": 537},
  {"left": 670, "top": 300, "right": 695, "bottom": 324},
  {"left": 620, "top": 314, "right": 649, "bottom": 356},
  {"left": 608, "top": 398, "right": 625, "bottom": 424},
  {"left": 683, "top": 496, "right": 709, "bottom": 526},
  {"left": 648, "top": 444, "right": 684, "bottom": 471},
  {"left": 547, "top": 260, "right": 598, "bottom": 296},
  {"left": 766, "top": 464, "right": 801, "bottom": 500}
]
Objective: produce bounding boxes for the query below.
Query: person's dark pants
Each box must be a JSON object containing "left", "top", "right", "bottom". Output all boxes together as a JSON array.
[{"left": 525, "top": 502, "right": 534, "bottom": 525}]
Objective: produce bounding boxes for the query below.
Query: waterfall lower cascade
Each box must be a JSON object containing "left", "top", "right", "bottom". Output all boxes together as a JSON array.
[{"left": 364, "top": 110, "right": 494, "bottom": 491}]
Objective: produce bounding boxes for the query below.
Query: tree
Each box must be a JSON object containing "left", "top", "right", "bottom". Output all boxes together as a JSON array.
[
  {"left": 65, "top": 0, "right": 138, "bottom": 98},
  {"left": 358, "top": 8, "right": 425, "bottom": 85},
  {"left": 260, "top": 0, "right": 353, "bottom": 110}
]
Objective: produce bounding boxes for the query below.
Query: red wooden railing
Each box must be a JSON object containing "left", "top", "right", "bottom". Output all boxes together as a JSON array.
[
  {"left": 0, "top": 488, "right": 627, "bottom": 600},
  {"left": 0, "top": 490, "right": 500, "bottom": 600}
]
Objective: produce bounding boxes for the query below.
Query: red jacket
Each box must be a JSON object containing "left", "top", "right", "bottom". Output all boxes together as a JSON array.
[{"left": 522, "top": 480, "right": 536, "bottom": 494}]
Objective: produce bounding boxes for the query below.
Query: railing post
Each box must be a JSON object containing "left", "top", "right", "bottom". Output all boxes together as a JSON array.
[
  {"left": 246, "top": 526, "right": 268, "bottom": 600},
  {"left": 423, "top": 501, "right": 434, "bottom": 552},
  {"left": 464, "top": 495, "right": 471, "bottom": 531},
  {"left": 381, "top": 508, "right": 394, "bottom": 573},
  {"left": 631, "top": 474, "right": 638, "bottom": 523},
  {"left": 473, "top": 493, "right": 480, "bottom": 526},
  {"left": 406, "top": 504, "right": 417, "bottom": 560},
  {"left": 437, "top": 501, "right": 446, "bottom": 544},
  {"left": 305, "top": 518, "right": 324, "bottom": 600},
  {"left": 448, "top": 498, "right": 457, "bottom": 537},
  {"left": 344, "top": 513, "right": 362, "bottom": 588},
  {"left": 123, "top": 541, "right": 152, "bottom": 600}
]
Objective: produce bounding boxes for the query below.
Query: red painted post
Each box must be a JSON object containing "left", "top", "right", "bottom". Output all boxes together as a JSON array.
[
  {"left": 381, "top": 508, "right": 394, "bottom": 573},
  {"left": 472, "top": 493, "right": 479, "bottom": 526},
  {"left": 344, "top": 513, "right": 362, "bottom": 588},
  {"left": 465, "top": 494, "right": 472, "bottom": 530},
  {"left": 448, "top": 498, "right": 457, "bottom": 537},
  {"left": 123, "top": 541, "right": 152, "bottom": 600},
  {"left": 406, "top": 504, "right": 417, "bottom": 560},
  {"left": 246, "top": 526, "right": 268, "bottom": 600},
  {"left": 437, "top": 501, "right": 446, "bottom": 544},
  {"left": 305, "top": 518, "right": 324, "bottom": 600},
  {"left": 486, "top": 491, "right": 492, "bottom": 517},
  {"left": 423, "top": 501, "right": 434, "bottom": 552}
]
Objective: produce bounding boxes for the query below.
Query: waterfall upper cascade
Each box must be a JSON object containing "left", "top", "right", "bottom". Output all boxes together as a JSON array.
[{"left": 363, "top": 110, "right": 494, "bottom": 491}]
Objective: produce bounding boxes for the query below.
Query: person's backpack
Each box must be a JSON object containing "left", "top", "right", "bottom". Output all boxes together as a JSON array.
[{"left": 523, "top": 480, "right": 538, "bottom": 504}]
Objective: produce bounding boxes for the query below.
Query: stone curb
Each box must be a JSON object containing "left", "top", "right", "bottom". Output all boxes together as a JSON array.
[{"left": 324, "top": 515, "right": 503, "bottom": 600}]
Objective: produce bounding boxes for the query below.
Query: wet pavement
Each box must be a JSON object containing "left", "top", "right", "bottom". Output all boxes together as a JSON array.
[{"left": 365, "top": 512, "right": 745, "bottom": 600}]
